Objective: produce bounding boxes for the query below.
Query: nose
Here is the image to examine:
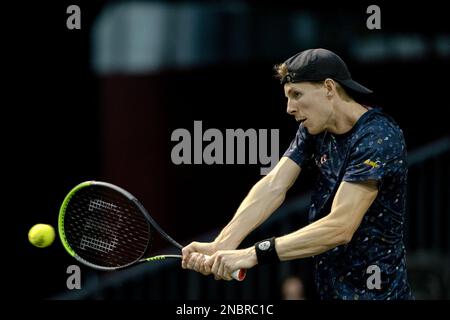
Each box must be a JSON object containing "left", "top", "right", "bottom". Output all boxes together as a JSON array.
[{"left": 286, "top": 101, "right": 297, "bottom": 116}]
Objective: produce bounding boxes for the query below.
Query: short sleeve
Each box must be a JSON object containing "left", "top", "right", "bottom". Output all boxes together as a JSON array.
[
  {"left": 343, "top": 128, "right": 406, "bottom": 184},
  {"left": 283, "top": 124, "right": 315, "bottom": 168}
]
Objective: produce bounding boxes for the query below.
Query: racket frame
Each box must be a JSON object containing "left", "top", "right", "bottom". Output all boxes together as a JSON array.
[{"left": 58, "top": 181, "right": 246, "bottom": 280}]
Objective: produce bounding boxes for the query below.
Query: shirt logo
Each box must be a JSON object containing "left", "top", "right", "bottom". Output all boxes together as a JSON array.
[
  {"left": 364, "top": 159, "right": 380, "bottom": 168},
  {"left": 258, "top": 241, "right": 271, "bottom": 251},
  {"left": 315, "top": 154, "right": 328, "bottom": 167}
]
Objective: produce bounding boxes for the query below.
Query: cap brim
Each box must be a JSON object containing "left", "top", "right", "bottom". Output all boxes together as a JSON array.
[{"left": 338, "top": 79, "right": 373, "bottom": 94}]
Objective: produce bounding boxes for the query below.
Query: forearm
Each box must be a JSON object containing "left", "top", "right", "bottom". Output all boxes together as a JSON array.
[
  {"left": 273, "top": 181, "right": 377, "bottom": 261},
  {"left": 214, "top": 175, "right": 287, "bottom": 249},
  {"left": 275, "top": 215, "right": 350, "bottom": 260}
]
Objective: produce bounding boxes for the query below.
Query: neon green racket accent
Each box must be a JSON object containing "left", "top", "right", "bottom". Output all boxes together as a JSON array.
[
  {"left": 58, "top": 181, "right": 94, "bottom": 257},
  {"left": 145, "top": 256, "right": 167, "bottom": 261},
  {"left": 143, "top": 255, "right": 181, "bottom": 262}
]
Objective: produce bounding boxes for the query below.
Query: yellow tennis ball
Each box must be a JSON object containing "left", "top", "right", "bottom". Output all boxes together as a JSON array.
[{"left": 28, "top": 224, "right": 56, "bottom": 248}]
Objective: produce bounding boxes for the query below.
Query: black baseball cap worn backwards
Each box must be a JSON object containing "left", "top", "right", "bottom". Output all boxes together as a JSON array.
[{"left": 280, "top": 48, "right": 373, "bottom": 94}]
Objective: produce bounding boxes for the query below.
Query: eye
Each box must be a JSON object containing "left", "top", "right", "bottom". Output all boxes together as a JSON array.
[{"left": 292, "top": 91, "right": 302, "bottom": 99}]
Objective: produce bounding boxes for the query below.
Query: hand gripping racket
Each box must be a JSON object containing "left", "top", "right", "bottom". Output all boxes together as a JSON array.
[{"left": 58, "top": 181, "right": 246, "bottom": 281}]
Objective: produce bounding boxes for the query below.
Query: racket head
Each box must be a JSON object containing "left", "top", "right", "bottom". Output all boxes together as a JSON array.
[{"left": 58, "top": 181, "right": 152, "bottom": 270}]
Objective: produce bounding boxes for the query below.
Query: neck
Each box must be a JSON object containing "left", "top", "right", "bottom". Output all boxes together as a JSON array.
[{"left": 327, "top": 100, "right": 368, "bottom": 135}]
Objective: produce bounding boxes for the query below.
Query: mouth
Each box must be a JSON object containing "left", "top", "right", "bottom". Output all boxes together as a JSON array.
[{"left": 297, "top": 118, "right": 307, "bottom": 125}]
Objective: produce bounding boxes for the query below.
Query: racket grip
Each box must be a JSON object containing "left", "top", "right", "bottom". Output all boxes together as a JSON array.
[
  {"left": 203, "top": 254, "right": 247, "bottom": 281},
  {"left": 231, "top": 268, "right": 247, "bottom": 281}
]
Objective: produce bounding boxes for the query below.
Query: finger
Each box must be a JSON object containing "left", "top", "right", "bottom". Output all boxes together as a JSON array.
[
  {"left": 223, "top": 266, "right": 233, "bottom": 281},
  {"left": 181, "top": 254, "right": 188, "bottom": 269},
  {"left": 217, "top": 258, "right": 226, "bottom": 281},
  {"left": 220, "top": 260, "right": 233, "bottom": 281},
  {"left": 210, "top": 255, "right": 220, "bottom": 279},
  {"left": 199, "top": 254, "right": 211, "bottom": 275},
  {"left": 204, "top": 255, "right": 214, "bottom": 269},
  {"left": 186, "top": 253, "right": 200, "bottom": 270},
  {"left": 215, "top": 254, "right": 232, "bottom": 281},
  {"left": 181, "top": 253, "right": 189, "bottom": 269},
  {"left": 193, "top": 253, "right": 205, "bottom": 272},
  {"left": 200, "top": 266, "right": 210, "bottom": 276},
  {"left": 182, "top": 242, "right": 197, "bottom": 258},
  {"left": 182, "top": 251, "right": 194, "bottom": 269},
  {"left": 181, "top": 244, "right": 195, "bottom": 269}
]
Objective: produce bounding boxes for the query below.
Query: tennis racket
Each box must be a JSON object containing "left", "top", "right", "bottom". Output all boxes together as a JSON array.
[{"left": 58, "top": 180, "right": 246, "bottom": 281}]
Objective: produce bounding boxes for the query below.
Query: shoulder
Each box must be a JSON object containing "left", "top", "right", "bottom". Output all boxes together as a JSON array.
[
  {"left": 346, "top": 109, "right": 407, "bottom": 168},
  {"left": 352, "top": 109, "right": 405, "bottom": 147}
]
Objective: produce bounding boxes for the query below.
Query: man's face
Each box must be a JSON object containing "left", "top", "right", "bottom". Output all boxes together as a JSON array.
[{"left": 284, "top": 81, "right": 332, "bottom": 135}]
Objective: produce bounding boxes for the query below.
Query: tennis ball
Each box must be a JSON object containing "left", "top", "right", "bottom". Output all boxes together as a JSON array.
[{"left": 28, "top": 224, "right": 56, "bottom": 248}]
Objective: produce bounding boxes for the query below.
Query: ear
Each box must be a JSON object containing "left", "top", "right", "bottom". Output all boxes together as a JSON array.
[{"left": 323, "top": 78, "right": 336, "bottom": 98}]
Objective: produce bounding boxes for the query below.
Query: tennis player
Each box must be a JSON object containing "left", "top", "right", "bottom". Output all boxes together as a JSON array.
[{"left": 182, "top": 48, "right": 413, "bottom": 299}]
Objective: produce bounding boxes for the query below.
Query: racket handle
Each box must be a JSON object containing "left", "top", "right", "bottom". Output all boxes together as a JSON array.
[
  {"left": 204, "top": 254, "right": 247, "bottom": 281},
  {"left": 232, "top": 268, "right": 247, "bottom": 281}
]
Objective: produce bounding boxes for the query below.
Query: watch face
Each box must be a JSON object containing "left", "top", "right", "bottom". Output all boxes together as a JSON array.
[{"left": 258, "top": 240, "right": 271, "bottom": 251}]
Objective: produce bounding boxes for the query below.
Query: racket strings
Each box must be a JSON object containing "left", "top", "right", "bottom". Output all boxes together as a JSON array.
[
  {"left": 73, "top": 194, "right": 150, "bottom": 240},
  {"left": 66, "top": 206, "right": 146, "bottom": 266},
  {"left": 64, "top": 186, "right": 151, "bottom": 268},
  {"left": 70, "top": 194, "right": 149, "bottom": 250},
  {"left": 69, "top": 203, "right": 148, "bottom": 259},
  {"left": 66, "top": 194, "right": 148, "bottom": 266}
]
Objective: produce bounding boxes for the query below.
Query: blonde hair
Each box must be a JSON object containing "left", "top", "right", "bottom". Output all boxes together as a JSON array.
[{"left": 274, "top": 63, "right": 289, "bottom": 80}]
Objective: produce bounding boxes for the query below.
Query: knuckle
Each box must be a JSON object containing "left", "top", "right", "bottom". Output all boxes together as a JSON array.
[{"left": 186, "top": 258, "right": 194, "bottom": 269}]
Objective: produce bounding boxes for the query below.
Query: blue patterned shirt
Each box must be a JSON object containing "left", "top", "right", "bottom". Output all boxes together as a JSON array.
[{"left": 284, "top": 107, "right": 413, "bottom": 300}]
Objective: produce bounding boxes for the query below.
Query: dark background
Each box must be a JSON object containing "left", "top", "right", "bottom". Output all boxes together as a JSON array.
[{"left": 6, "top": 0, "right": 449, "bottom": 300}]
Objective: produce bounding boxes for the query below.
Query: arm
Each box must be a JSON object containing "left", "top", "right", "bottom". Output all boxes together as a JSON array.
[
  {"left": 275, "top": 180, "right": 378, "bottom": 259},
  {"left": 214, "top": 156, "right": 301, "bottom": 249},
  {"left": 182, "top": 157, "right": 301, "bottom": 271},
  {"left": 206, "top": 180, "right": 378, "bottom": 280}
]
